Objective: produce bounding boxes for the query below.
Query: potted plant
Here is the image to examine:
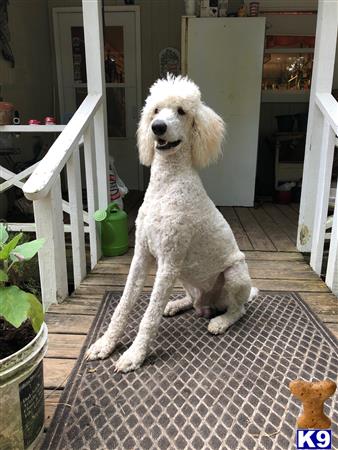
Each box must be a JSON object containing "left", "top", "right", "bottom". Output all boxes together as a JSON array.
[{"left": 0, "top": 224, "right": 47, "bottom": 450}]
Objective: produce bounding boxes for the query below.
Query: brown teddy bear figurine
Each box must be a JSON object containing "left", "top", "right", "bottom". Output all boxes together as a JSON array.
[{"left": 289, "top": 380, "right": 337, "bottom": 429}]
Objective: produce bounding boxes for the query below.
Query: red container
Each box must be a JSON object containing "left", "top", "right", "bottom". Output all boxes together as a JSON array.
[
  {"left": 28, "top": 119, "right": 41, "bottom": 125},
  {"left": 276, "top": 190, "right": 292, "bottom": 204},
  {"left": 45, "top": 116, "right": 56, "bottom": 124}
]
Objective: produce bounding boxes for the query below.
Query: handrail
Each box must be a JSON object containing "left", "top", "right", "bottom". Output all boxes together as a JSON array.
[
  {"left": 23, "top": 94, "right": 102, "bottom": 200},
  {"left": 316, "top": 93, "right": 338, "bottom": 134}
]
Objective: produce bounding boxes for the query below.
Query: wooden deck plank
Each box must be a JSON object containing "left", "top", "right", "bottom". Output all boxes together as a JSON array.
[
  {"left": 275, "top": 204, "right": 299, "bottom": 225},
  {"left": 92, "top": 259, "right": 313, "bottom": 276},
  {"left": 262, "top": 203, "right": 298, "bottom": 244},
  {"left": 46, "top": 314, "right": 93, "bottom": 334},
  {"left": 219, "top": 207, "right": 253, "bottom": 251},
  {"left": 235, "top": 207, "right": 276, "bottom": 251},
  {"left": 254, "top": 279, "right": 330, "bottom": 292},
  {"left": 47, "top": 334, "right": 86, "bottom": 358},
  {"left": 45, "top": 390, "right": 62, "bottom": 430},
  {"left": 250, "top": 206, "right": 297, "bottom": 252},
  {"left": 44, "top": 358, "right": 75, "bottom": 389}
]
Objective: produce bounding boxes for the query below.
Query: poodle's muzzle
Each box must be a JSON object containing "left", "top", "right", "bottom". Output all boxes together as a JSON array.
[{"left": 151, "top": 119, "right": 182, "bottom": 151}]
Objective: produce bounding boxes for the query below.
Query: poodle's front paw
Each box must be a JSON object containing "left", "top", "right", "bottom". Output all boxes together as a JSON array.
[
  {"left": 115, "top": 347, "right": 145, "bottom": 373},
  {"left": 85, "top": 336, "right": 116, "bottom": 361},
  {"left": 163, "top": 300, "right": 181, "bottom": 317},
  {"left": 207, "top": 316, "right": 230, "bottom": 335}
]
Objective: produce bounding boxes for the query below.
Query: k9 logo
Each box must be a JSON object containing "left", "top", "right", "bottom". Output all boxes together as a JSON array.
[{"left": 296, "top": 430, "right": 332, "bottom": 449}]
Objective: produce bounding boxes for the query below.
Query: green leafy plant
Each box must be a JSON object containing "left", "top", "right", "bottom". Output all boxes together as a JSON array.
[{"left": 0, "top": 224, "right": 45, "bottom": 333}]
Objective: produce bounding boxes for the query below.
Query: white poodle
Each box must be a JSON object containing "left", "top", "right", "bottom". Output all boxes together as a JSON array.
[{"left": 86, "top": 75, "right": 257, "bottom": 372}]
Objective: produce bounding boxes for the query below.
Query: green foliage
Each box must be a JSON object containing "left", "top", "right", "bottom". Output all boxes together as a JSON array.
[
  {"left": 0, "top": 286, "right": 43, "bottom": 333},
  {"left": 10, "top": 239, "right": 45, "bottom": 262},
  {"left": 0, "top": 224, "right": 45, "bottom": 333},
  {"left": 0, "top": 224, "right": 9, "bottom": 245}
]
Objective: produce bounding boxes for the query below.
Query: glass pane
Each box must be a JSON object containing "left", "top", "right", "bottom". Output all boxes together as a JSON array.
[
  {"left": 104, "top": 26, "right": 124, "bottom": 83},
  {"left": 106, "top": 88, "right": 126, "bottom": 137},
  {"left": 75, "top": 87, "right": 126, "bottom": 138},
  {"left": 71, "top": 26, "right": 124, "bottom": 84},
  {"left": 262, "top": 53, "right": 313, "bottom": 91},
  {"left": 71, "top": 27, "right": 87, "bottom": 83}
]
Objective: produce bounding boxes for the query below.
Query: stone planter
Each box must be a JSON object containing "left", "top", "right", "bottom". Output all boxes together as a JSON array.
[{"left": 0, "top": 323, "right": 48, "bottom": 449}]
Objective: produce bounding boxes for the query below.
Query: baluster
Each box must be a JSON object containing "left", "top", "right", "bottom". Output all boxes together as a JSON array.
[
  {"left": 33, "top": 176, "right": 68, "bottom": 310},
  {"left": 84, "top": 122, "right": 101, "bottom": 268},
  {"left": 66, "top": 146, "right": 87, "bottom": 288},
  {"left": 310, "top": 119, "right": 336, "bottom": 275},
  {"left": 326, "top": 191, "right": 338, "bottom": 295}
]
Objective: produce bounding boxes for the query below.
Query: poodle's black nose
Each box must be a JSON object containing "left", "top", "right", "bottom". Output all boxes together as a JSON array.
[{"left": 152, "top": 120, "right": 167, "bottom": 136}]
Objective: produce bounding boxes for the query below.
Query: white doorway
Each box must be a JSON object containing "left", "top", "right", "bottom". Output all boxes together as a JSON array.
[{"left": 53, "top": 6, "right": 142, "bottom": 190}]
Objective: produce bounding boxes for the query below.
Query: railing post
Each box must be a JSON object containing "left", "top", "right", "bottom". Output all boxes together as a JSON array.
[
  {"left": 326, "top": 191, "right": 338, "bottom": 296},
  {"left": 84, "top": 122, "right": 101, "bottom": 269},
  {"left": 33, "top": 177, "right": 68, "bottom": 310},
  {"left": 66, "top": 146, "right": 87, "bottom": 288},
  {"left": 82, "top": 0, "right": 109, "bottom": 210},
  {"left": 297, "top": 0, "right": 338, "bottom": 252},
  {"left": 309, "top": 120, "right": 336, "bottom": 275}
]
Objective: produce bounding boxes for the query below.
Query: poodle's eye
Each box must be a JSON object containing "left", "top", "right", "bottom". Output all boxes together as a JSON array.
[
  {"left": 154, "top": 108, "right": 159, "bottom": 114},
  {"left": 177, "top": 107, "right": 186, "bottom": 116}
]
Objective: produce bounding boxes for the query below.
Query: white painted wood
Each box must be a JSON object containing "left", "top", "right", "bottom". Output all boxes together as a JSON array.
[
  {"left": 0, "top": 125, "right": 65, "bottom": 133},
  {"left": 6, "top": 223, "right": 89, "bottom": 233},
  {"left": 297, "top": 0, "right": 338, "bottom": 252},
  {"left": 23, "top": 94, "right": 101, "bottom": 200},
  {"left": 66, "top": 146, "right": 87, "bottom": 288},
  {"left": 84, "top": 122, "right": 101, "bottom": 269},
  {"left": 310, "top": 120, "right": 336, "bottom": 275},
  {"left": 33, "top": 177, "right": 68, "bottom": 310},
  {"left": 82, "top": 0, "right": 109, "bottom": 209},
  {"left": 326, "top": 186, "right": 338, "bottom": 296},
  {"left": 316, "top": 93, "right": 338, "bottom": 134},
  {"left": 0, "top": 163, "right": 39, "bottom": 192},
  {"left": 183, "top": 17, "right": 265, "bottom": 206},
  {"left": 1, "top": 165, "right": 89, "bottom": 223}
]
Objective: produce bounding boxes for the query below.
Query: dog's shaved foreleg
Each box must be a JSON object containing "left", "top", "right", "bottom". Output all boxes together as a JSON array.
[
  {"left": 85, "top": 245, "right": 152, "bottom": 361},
  {"left": 115, "top": 266, "right": 178, "bottom": 372}
]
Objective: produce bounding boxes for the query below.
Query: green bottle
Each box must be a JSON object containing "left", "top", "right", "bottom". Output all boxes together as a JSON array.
[{"left": 94, "top": 202, "right": 129, "bottom": 256}]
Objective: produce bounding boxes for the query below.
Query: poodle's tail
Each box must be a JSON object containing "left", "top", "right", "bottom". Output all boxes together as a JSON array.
[{"left": 248, "top": 287, "right": 259, "bottom": 302}]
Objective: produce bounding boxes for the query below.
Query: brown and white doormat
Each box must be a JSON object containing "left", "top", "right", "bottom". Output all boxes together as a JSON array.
[{"left": 42, "top": 292, "right": 338, "bottom": 450}]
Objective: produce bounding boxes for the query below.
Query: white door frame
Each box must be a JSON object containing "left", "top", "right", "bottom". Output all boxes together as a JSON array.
[{"left": 52, "top": 5, "right": 143, "bottom": 190}]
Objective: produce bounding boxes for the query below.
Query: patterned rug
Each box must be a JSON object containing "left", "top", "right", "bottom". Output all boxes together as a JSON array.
[{"left": 42, "top": 292, "right": 337, "bottom": 450}]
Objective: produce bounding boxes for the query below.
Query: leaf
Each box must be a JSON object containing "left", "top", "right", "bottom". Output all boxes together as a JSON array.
[
  {"left": 0, "top": 224, "right": 9, "bottom": 245},
  {"left": 0, "top": 270, "right": 8, "bottom": 282},
  {"left": 10, "top": 238, "right": 45, "bottom": 262},
  {"left": 0, "top": 233, "right": 23, "bottom": 260},
  {"left": 0, "top": 286, "right": 44, "bottom": 333}
]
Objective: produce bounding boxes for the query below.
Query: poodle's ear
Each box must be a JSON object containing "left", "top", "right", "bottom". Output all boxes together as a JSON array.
[
  {"left": 191, "top": 103, "right": 225, "bottom": 169},
  {"left": 137, "top": 106, "right": 155, "bottom": 166}
]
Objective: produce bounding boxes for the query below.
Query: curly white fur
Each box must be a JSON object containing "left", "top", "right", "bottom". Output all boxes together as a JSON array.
[{"left": 86, "top": 75, "right": 257, "bottom": 372}]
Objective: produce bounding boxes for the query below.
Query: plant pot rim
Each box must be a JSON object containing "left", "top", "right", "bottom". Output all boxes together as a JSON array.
[
  {"left": 0, "top": 322, "right": 48, "bottom": 386},
  {"left": 0, "top": 322, "right": 46, "bottom": 364}
]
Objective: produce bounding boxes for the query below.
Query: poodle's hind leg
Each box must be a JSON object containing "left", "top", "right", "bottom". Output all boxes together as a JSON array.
[
  {"left": 163, "top": 281, "right": 196, "bottom": 317},
  {"left": 208, "top": 260, "right": 252, "bottom": 335}
]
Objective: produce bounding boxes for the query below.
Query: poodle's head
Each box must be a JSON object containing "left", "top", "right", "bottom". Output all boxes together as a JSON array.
[{"left": 137, "top": 75, "right": 225, "bottom": 168}]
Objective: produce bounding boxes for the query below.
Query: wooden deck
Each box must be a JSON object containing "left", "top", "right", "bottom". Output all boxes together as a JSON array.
[{"left": 43, "top": 195, "right": 338, "bottom": 432}]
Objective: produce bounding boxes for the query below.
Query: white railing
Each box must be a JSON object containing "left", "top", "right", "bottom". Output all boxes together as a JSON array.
[
  {"left": 21, "top": 0, "right": 109, "bottom": 310},
  {"left": 298, "top": 0, "right": 338, "bottom": 295}
]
